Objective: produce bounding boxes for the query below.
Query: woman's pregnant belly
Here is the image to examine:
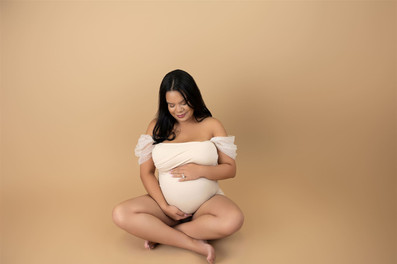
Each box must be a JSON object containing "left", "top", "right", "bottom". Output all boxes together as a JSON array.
[{"left": 159, "top": 172, "right": 219, "bottom": 214}]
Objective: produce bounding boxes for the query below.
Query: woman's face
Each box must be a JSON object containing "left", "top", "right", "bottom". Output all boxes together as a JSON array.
[{"left": 165, "top": 91, "right": 194, "bottom": 123}]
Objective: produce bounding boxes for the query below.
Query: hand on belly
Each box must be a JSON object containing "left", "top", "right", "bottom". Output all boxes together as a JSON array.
[{"left": 159, "top": 172, "right": 219, "bottom": 214}]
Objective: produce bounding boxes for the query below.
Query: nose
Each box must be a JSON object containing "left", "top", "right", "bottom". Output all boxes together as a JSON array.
[{"left": 176, "top": 104, "right": 184, "bottom": 113}]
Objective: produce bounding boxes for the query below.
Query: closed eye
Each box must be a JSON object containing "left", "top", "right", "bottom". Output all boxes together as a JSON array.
[{"left": 167, "top": 100, "right": 187, "bottom": 107}]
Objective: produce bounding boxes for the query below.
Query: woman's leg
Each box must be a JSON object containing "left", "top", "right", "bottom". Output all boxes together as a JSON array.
[
  {"left": 112, "top": 195, "right": 215, "bottom": 263},
  {"left": 174, "top": 195, "right": 244, "bottom": 240}
]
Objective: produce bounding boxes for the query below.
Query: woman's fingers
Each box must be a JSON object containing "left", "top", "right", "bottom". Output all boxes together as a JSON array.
[
  {"left": 171, "top": 165, "right": 187, "bottom": 175},
  {"left": 179, "top": 212, "right": 192, "bottom": 219},
  {"left": 171, "top": 169, "right": 183, "bottom": 175},
  {"left": 172, "top": 174, "right": 188, "bottom": 181},
  {"left": 171, "top": 164, "right": 198, "bottom": 182},
  {"left": 179, "top": 212, "right": 192, "bottom": 218},
  {"left": 165, "top": 205, "right": 191, "bottom": 220},
  {"left": 175, "top": 209, "right": 191, "bottom": 219},
  {"left": 171, "top": 170, "right": 189, "bottom": 181}
]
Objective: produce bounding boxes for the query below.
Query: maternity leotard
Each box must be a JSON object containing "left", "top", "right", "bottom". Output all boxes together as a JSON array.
[{"left": 135, "top": 135, "right": 237, "bottom": 214}]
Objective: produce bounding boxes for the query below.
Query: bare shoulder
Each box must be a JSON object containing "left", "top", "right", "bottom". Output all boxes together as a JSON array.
[
  {"left": 202, "top": 117, "right": 227, "bottom": 137},
  {"left": 145, "top": 118, "right": 157, "bottom": 136}
]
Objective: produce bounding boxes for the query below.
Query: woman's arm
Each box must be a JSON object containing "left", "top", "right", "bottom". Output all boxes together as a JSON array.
[
  {"left": 139, "top": 158, "right": 168, "bottom": 209},
  {"left": 197, "top": 151, "right": 236, "bottom": 180}
]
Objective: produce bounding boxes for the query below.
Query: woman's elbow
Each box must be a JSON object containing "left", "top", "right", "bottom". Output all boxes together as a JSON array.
[
  {"left": 228, "top": 165, "right": 237, "bottom": 179},
  {"left": 140, "top": 171, "right": 155, "bottom": 181}
]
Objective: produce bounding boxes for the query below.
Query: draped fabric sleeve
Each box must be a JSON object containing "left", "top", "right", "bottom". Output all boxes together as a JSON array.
[
  {"left": 134, "top": 134, "right": 155, "bottom": 165},
  {"left": 210, "top": 136, "right": 237, "bottom": 159}
]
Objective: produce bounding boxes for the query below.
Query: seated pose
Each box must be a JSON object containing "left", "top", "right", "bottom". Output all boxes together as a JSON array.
[{"left": 112, "top": 69, "right": 244, "bottom": 264}]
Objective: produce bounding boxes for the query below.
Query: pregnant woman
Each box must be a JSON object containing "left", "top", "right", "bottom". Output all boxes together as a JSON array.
[{"left": 112, "top": 69, "right": 244, "bottom": 264}]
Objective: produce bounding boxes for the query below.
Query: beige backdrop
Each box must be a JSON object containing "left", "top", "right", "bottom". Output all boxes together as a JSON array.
[{"left": 1, "top": 1, "right": 396, "bottom": 264}]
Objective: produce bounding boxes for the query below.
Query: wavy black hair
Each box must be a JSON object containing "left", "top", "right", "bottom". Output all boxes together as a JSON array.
[{"left": 152, "top": 69, "right": 212, "bottom": 144}]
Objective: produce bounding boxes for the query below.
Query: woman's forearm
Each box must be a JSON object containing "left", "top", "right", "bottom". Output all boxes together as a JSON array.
[
  {"left": 199, "top": 163, "right": 236, "bottom": 181},
  {"left": 140, "top": 172, "right": 168, "bottom": 210}
]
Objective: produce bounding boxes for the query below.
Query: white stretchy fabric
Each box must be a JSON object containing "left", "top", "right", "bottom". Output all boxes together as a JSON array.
[{"left": 134, "top": 135, "right": 237, "bottom": 214}]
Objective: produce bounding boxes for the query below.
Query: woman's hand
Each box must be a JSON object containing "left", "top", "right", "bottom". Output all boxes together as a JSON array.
[
  {"left": 171, "top": 163, "right": 203, "bottom": 182},
  {"left": 161, "top": 204, "right": 192, "bottom": 221}
]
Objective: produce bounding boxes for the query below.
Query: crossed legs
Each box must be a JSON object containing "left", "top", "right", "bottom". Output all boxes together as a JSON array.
[
  {"left": 174, "top": 195, "right": 244, "bottom": 240},
  {"left": 112, "top": 194, "right": 244, "bottom": 264}
]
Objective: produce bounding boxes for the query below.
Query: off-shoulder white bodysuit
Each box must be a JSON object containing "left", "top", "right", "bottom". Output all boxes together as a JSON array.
[{"left": 135, "top": 135, "right": 237, "bottom": 214}]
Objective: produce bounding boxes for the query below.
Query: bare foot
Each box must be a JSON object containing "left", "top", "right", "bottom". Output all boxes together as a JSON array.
[
  {"left": 197, "top": 240, "right": 215, "bottom": 264},
  {"left": 144, "top": 240, "right": 158, "bottom": 250}
]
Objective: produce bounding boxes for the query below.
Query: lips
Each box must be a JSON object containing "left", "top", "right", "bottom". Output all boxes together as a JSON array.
[{"left": 176, "top": 113, "right": 186, "bottom": 118}]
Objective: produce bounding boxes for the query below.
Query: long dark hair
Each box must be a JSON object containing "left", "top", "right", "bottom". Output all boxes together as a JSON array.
[{"left": 153, "top": 69, "right": 212, "bottom": 144}]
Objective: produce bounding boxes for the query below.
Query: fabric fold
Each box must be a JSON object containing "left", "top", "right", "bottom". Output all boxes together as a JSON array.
[
  {"left": 134, "top": 134, "right": 155, "bottom": 165},
  {"left": 210, "top": 136, "right": 237, "bottom": 159}
]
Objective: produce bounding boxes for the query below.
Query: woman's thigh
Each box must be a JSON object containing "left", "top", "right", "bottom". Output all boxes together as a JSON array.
[
  {"left": 113, "top": 194, "right": 177, "bottom": 227},
  {"left": 193, "top": 194, "right": 244, "bottom": 225}
]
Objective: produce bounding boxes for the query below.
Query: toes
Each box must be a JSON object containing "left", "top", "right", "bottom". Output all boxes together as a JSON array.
[
  {"left": 144, "top": 240, "right": 158, "bottom": 250},
  {"left": 144, "top": 240, "right": 150, "bottom": 249}
]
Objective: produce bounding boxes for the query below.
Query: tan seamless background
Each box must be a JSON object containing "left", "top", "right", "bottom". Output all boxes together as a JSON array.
[{"left": 1, "top": 1, "right": 396, "bottom": 264}]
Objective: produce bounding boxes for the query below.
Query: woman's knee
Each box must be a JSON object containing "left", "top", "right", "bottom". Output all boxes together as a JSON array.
[
  {"left": 218, "top": 208, "right": 244, "bottom": 236},
  {"left": 112, "top": 203, "right": 128, "bottom": 228},
  {"left": 112, "top": 196, "right": 167, "bottom": 228},
  {"left": 112, "top": 199, "right": 141, "bottom": 228}
]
